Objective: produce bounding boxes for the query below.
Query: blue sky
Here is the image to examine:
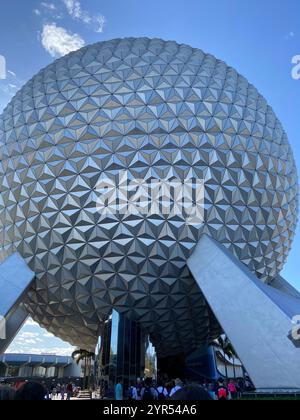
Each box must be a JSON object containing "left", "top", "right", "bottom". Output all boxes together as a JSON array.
[{"left": 0, "top": 0, "right": 300, "bottom": 355}]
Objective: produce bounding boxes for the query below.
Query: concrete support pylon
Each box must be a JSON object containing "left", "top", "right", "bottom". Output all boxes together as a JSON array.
[
  {"left": 187, "top": 234, "right": 300, "bottom": 391},
  {"left": 0, "top": 253, "right": 34, "bottom": 354}
]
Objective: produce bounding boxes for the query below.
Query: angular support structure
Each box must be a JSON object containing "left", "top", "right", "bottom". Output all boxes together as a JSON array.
[
  {"left": 270, "top": 274, "right": 300, "bottom": 300},
  {"left": 187, "top": 234, "right": 300, "bottom": 391},
  {"left": 0, "top": 253, "right": 35, "bottom": 354}
]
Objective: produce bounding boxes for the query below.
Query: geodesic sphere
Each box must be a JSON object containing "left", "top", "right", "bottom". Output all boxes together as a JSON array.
[{"left": 0, "top": 38, "right": 298, "bottom": 356}]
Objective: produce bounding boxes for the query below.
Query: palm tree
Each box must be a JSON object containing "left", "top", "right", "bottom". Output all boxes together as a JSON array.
[{"left": 71, "top": 349, "right": 95, "bottom": 389}]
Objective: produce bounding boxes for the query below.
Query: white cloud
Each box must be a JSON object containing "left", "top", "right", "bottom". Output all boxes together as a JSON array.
[
  {"left": 23, "top": 339, "right": 41, "bottom": 345},
  {"left": 41, "top": 2, "right": 57, "bottom": 10},
  {"left": 41, "top": 23, "right": 85, "bottom": 57},
  {"left": 6, "top": 317, "right": 76, "bottom": 357},
  {"left": 0, "top": 70, "right": 24, "bottom": 114},
  {"left": 62, "top": 0, "right": 106, "bottom": 32},
  {"left": 19, "top": 332, "right": 39, "bottom": 338},
  {"left": 285, "top": 31, "right": 295, "bottom": 40},
  {"left": 34, "top": 1, "right": 106, "bottom": 33},
  {"left": 7, "top": 70, "right": 16, "bottom": 77},
  {"left": 24, "top": 318, "right": 40, "bottom": 327},
  {"left": 63, "top": 0, "right": 90, "bottom": 23},
  {"left": 14, "top": 332, "right": 43, "bottom": 344},
  {"left": 7, "top": 346, "right": 75, "bottom": 356},
  {"left": 95, "top": 15, "right": 106, "bottom": 33},
  {"left": 34, "top": 3, "right": 63, "bottom": 19}
]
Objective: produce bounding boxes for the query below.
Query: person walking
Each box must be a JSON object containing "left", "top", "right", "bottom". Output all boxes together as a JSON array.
[
  {"left": 60, "top": 384, "right": 66, "bottom": 400},
  {"left": 217, "top": 379, "right": 228, "bottom": 400},
  {"left": 51, "top": 383, "right": 57, "bottom": 400},
  {"left": 115, "top": 379, "right": 123, "bottom": 400},
  {"left": 207, "top": 383, "right": 217, "bottom": 400},
  {"left": 169, "top": 378, "right": 183, "bottom": 397},
  {"left": 66, "top": 382, "right": 73, "bottom": 400},
  {"left": 156, "top": 380, "right": 168, "bottom": 400},
  {"left": 141, "top": 377, "right": 158, "bottom": 401},
  {"left": 228, "top": 379, "right": 238, "bottom": 400},
  {"left": 128, "top": 382, "right": 138, "bottom": 400}
]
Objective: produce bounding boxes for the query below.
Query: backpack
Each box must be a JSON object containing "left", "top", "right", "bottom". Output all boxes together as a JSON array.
[
  {"left": 142, "top": 386, "right": 154, "bottom": 401},
  {"left": 137, "top": 385, "right": 142, "bottom": 398},
  {"left": 218, "top": 387, "right": 227, "bottom": 400},
  {"left": 156, "top": 387, "right": 166, "bottom": 401},
  {"left": 129, "top": 386, "right": 136, "bottom": 400}
]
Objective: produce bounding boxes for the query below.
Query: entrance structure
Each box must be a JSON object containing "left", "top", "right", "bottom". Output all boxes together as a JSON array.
[{"left": 0, "top": 38, "right": 299, "bottom": 389}]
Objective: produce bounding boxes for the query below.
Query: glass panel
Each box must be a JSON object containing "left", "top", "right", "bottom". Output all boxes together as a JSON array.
[{"left": 95, "top": 310, "right": 151, "bottom": 399}]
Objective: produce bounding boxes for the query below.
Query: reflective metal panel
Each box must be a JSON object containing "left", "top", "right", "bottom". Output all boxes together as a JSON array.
[{"left": 96, "top": 310, "right": 146, "bottom": 397}]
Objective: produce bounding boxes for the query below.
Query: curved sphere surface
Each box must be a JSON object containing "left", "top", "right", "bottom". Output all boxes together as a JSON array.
[{"left": 0, "top": 38, "right": 298, "bottom": 356}]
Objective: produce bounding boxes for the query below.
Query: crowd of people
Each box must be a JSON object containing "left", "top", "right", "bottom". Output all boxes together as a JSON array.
[
  {"left": 46, "top": 382, "right": 78, "bottom": 400},
  {"left": 0, "top": 381, "right": 79, "bottom": 401},
  {"left": 116, "top": 377, "right": 250, "bottom": 401},
  {"left": 0, "top": 376, "right": 251, "bottom": 401},
  {"left": 0, "top": 381, "right": 47, "bottom": 400}
]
